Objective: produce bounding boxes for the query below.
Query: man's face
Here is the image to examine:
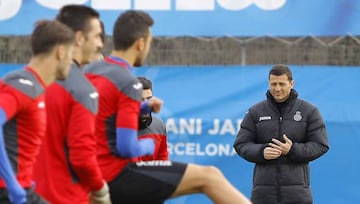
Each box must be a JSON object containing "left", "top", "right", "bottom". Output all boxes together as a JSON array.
[
  {"left": 134, "top": 30, "right": 152, "bottom": 67},
  {"left": 56, "top": 44, "right": 74, "bottom": 80},
  {"left": 268, "top": 74, "right": 294, "bottom": 102},
  {"left": 81, "top": 18, "right": 103, "bottom": 64}
]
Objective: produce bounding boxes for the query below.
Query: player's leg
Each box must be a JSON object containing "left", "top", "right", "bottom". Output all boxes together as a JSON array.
[{"left": 169, "top": 163, "right": 251, "bottom": 204}]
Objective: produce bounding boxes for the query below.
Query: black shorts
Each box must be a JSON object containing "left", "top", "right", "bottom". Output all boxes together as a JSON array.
[
  {"left": 0, "top": 188, "right": 48, "bottom": 204},
  {"left": 108, "top": 160, "right": 188, "bottom": 204}
]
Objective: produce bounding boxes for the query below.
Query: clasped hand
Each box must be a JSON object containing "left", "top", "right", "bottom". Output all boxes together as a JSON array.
[{"left": 264, "top": 134, "right": 292, "bottom": 160}]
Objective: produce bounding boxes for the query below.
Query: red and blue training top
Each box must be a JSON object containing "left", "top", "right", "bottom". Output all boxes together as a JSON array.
[
  {"left": 33, "top": 64, "right": 103, "bottom": 204},
  {"left": 0, "top": 67, "right": 46, "bottom": 188}
]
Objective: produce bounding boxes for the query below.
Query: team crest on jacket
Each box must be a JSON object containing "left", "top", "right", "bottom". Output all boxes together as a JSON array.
[{"left": 293, "top": 111, "right": 302, "bottom": 121}]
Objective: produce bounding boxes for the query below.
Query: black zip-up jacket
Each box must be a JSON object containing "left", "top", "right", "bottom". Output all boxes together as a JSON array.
[{"left": 233, "top": 89, "right": 329, "bottom": 204}]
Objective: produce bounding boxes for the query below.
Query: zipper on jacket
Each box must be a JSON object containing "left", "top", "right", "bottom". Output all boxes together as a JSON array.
[{"left": 277, "top": 116, "right": 283, "bottom": 203}]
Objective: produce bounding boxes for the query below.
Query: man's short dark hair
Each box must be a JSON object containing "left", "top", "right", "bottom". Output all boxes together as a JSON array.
[
  {"left": 113, "top": 10, "right": 154, "bottom": 50},
  {"left": 56, "top": 5, "right": 99, "bottom": 33},
  {"left": 269, "top": 64, "right": 293, "bottom": 81},
  {"left": 100, "top": 20, "right": 105, "bottom": 44},
  {"left": 31, "top": 20, "right": 75, "bottom": 56}
]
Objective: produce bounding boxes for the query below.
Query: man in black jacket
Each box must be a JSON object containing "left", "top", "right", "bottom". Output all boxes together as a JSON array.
[{"left": 233, "top": 64, "right": 329, "bottom": 204}]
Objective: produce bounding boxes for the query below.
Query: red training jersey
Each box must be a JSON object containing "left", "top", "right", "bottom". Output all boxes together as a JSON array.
[
  {"left": 0, "top": 67, "right": 46, "bottom": 188},
  {"left": 33, "top": 65, "right": 103, "bottom": 204},
  {"left": 138, "top": 117, "right": 168, "bottom": 161},
  {"left": 84, "top": 58, "right": 142, "bottom": 181}
]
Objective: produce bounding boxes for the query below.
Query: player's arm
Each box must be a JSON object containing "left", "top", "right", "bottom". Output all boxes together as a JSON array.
[
  {"left": 0, "top": 92, "right": 26, "bottom": 204},
  {"left": 140, "top": 100, "right": 152, "bottom": 114},
  {"left": 140, "top": 96, "right": 162, "bottom": 114},
  {"left": 66, "top": 101, "right": 110, "bottom": 203},
  {"left": 115, "top": 94, "right": 154, "bottom": 157},
  {"left": 116, "top": 128, "right": 154, "bottom": 157},
  {"left": 234, "top": 109, "right": 269, "bottom": 163}
]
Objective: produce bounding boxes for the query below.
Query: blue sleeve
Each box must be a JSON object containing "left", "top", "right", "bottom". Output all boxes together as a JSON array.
[
  {"left": 0, "top": 108, "right": 18, "bottom": 186},
  {"left": 116, "top": 128, "right": 155, "bottom": 157},
  {"left": 140, "top": 100, "right": 152, "bottom": 114},
  {"left": 0, "top": 108, "right": 26, "bottom": 204}
]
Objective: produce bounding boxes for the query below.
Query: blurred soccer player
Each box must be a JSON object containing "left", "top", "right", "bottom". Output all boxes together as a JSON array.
[
  {"left": 0, "top": 20, "right": 75, "bottom": 204},
  {"left": 84, "top": 10, "right": 251, "bottom": 204},
  {"left": 33, "top": 5, "right": 110, "bottom": 204},
  {"left": 137, "top": 76, "right": 168, "bottom": 161}
]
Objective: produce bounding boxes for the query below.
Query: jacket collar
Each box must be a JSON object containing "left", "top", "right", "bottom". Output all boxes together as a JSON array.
[{"left": 266, "top": 89, "right": 298, "bottom": 106}]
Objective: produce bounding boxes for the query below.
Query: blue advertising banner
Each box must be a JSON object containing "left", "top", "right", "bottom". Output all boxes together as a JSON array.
[
  {"left": 1, "top": 0, "right": 360, "bottom": 36},
  {"left": 1, "top": 64, "right": 360, "bottom": 203}
]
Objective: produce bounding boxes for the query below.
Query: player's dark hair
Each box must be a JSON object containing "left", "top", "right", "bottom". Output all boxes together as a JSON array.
[
  {"left": 31, "top": 20, "right": 75, "bottom": 56},
  {"left": 56, "top": 5, "right": 99, "bottom": 33},
  {"left": 137, "top": 76, "right": 153, "bottom": 91},
  {"left": 113, "top": 10, "right": 154, "bottom": 50},
  {"left": 100, "top": 20, "right": 105, "bottom": 44},
  {"left": 269, "top": 64, "right": 293, "bottom": 81}
]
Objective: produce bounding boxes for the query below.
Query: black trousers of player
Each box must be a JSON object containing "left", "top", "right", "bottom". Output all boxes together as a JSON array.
[{"left": 108, "top": 161, "right": 187, "bottom": 204}]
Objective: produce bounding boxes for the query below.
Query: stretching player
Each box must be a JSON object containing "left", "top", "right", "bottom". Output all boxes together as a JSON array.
[
  {"left": 84, "top": 10, "right": 251, "bottom": 204},
  {"left": 33, "top": 5, "right": 110, "bottom": 204},
  {"left": 137, "top": 76, "right": 168, "bottom": 161}
]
